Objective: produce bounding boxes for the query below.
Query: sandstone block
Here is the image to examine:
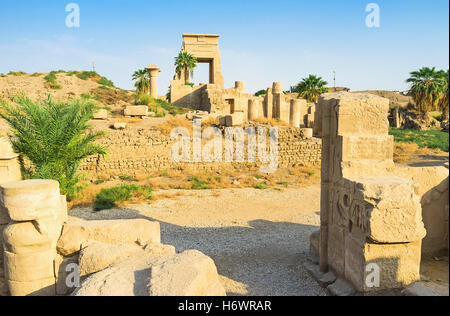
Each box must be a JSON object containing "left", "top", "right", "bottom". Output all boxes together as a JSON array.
[
  {"left": 78, "top": 242, "right": 145, "bottom": 276},
  {"left": 124, "top": 106, "right": 148, "bottom": 117},
  {"left": 93, "top": 109, "right": 108, "bottom": 120},
  {"left": 113, "top": 122, "right": 126, "bottom": 130},
  {"left": 231, "top": 111, "right": 245, "bottom": 126},
  {"left": 4, "top": 249, "right": 57, "bottom": 282},
  {"left": 73, "top": 250, "right": 226, "bottom": 296},
  {"left": 0, "top": 180, "right": 61, "bottom": 221},
  {"left": 57, "top": 219, "right": 161, "bottom": 256},
  {"left": 346, "top": 176, "right": 426, "bottom": 243},
  {"left": 344, "top": 234, "right": 421, "bottom": 292},
  {"left": 149, "top": 250, "right": 226, "bottom": 296},
  {"left": 3, "top": 222, "right": 53, "bottom": 254},
  {"left": 54, "top": 254, "right": 79, "bottom": 296},
  {"left": 8, "top": 277, "right": 56, "bottom": 296}
]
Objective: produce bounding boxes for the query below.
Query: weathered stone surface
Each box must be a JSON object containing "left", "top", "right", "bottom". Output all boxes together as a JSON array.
[
  {"left": 4, "top": 249, "right": 57, "bottom": 282},
  {"left": 0, "top": 180, "right": 61, "bottom": 221},
  {"left": 305, "top": 261, "right": 337, "bottom": 288},
  {"left": 148, "top": 250, "right": 226, "bottom": 296},
  {"left": 402, "top": 282, "right": 441, "bottom": 296},
  {"left": 124, "top": 106, "right": 148, "bottom": 117},
  {"left": 346, "top": 176, "right": 426, "bottom": 243},
  {"left": 327, "top": 278, "right": 356, "bottom": 296},
  {"left": 0, "top": 137, "right": 21, "bottom": 186},
  {"left": 344, "top": 234, "right": 421, "bottom": 292},
  {"left": 2, "top": 222, "right": 53, "bottom": 254},
  {"left": 93, "top": 109, "right": 108, "bottom": 120},
  {"left": 56, "top": 219, "right": 160, "bottom": 256},
  {"left": 8, "top": 277, "right": 56, "bottom": 296},
  {"left": 78, "top": 242, "right": 145, "bottom": 276},
  {"left": 113, "top": 122, "right": 126, "bottom": 130},
  {"left": 73, "top": 250, "right": 226, "bottom": 296},
  {"left": 54, "top": 254, "right": 78, "bottom": 296}
]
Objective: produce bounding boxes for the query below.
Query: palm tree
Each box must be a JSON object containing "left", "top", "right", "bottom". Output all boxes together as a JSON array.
[
  {"left": 406, "top": 67, "right": 443, "bottom": 114},
  {"left": 295, "top": 74, "right": 329, "bottom": 103},
  {"left": 0, "top": 95, "right": 106, "bottom": 199},
  {"left": 436, "top": 69, "right": 449, "bottom": 120},
  {"left": 175, "top": 52, "right": 197, "bottom": 83},
  {"left": 132, "top": 69, "right": 151, "bottom": 94}
]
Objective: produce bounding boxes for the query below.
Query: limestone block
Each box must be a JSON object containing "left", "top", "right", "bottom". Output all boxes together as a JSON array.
[
  {"left": 0, "top": 158, "right": 21, "bottom": 186},
  {"left": 93, "top": 109, "right": 108, "bottom": 120},
  {"left": 4, "top": 249, "right": 57, "bottom": 282},
  {"left": 0, "top": 180, "right": 61, "bottom": 222},
  {"left": 340, "top": 135, "right": 394, "bottom": 161},
  {"left": 0, "top": 204, "right": 9, "bottom": 225},
  {"left": 8, "top": 277, "right": 56, "bottom": 296},
  {"left": 57, "top": 219, "right": 161, "bottom": 256},
  {"left": 73, "top": 250, "right": 226, "bottom": 296},
  {"left": 148, "top": 250, "right": 226, "bottom": 296},
  {"left": 231, "top": 111, "right": 245, "bottom": 126},
  {"left": 54, "top": 254, "right": 79, "bottom": 296},
  {"left": 347, "top": 176, "right": 426, "bottom": 243},
  {"left": 309, "top": 229, "right": 320, "bottom": 259},
  {"left": 113, "top": 122, "right": 126, "bottom": 130},
  {"left": 59, "top": 195, "right": 68, "bottom": 224},
  {"left": 344, "top": 234, "right": 421, "bottom": 292},
  {"left": 143, "top": 243, "right": 176, "bottom": 256},
  {"left": 124, "top": 106, "right": 148, "bottom": 117},
  {"left": 78, "top": 242, "right": 145, "bottom": 276},
  {"left": 2, "top": 222, "right": 53, "bottom": 254},
  {"left": 327, "top": 224, "right": 346, "bottom": 276}
]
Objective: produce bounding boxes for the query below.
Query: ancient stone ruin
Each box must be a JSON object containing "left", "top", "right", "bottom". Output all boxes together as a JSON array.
[
  {"left": 169, "top": 34, "right": 316, "bottom": 129},
  {"left": 307, "top": 92, "right": 448, "bottom": 295}
]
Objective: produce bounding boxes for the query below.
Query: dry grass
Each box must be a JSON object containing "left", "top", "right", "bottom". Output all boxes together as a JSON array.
[
  {"left": 253, "top": 118, "right": 290, "bottom": 127},
  {"left": 67, "top": 164, "right": 321, "bottom": 210},
  {"left": 154, "top": 116, "right": 194, "bottom": 136},
  {"left": 394, "top": 142, "right": 447, "bottom": 164}
]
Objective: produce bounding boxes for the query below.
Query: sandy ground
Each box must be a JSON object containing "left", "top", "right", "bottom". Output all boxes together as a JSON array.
[{"left": 70, "top": 186, "right": 328, "bottom": 296}]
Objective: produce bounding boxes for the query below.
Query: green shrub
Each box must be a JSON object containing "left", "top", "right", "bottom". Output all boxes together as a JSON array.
[
  {"left": 94, "top": 184, "right": 153, "bottom": 211},
  {"left": 50, "top": 84, "right": 62, "bottom": 90},
  {"left": 188, "top": 176, "right": 210, "bottom": 190},
  {"left": 134, "top": 93, "right": 152, "bottom": 106},
  {"left": 254, "top": 182, "right": 268, "bottom": 190},
  {"left": 255, "top": 89, "right": 267, "bottom": 97},
  {"left": 7, "top": 71, "right": 26, "bottom": 76},
  {"left": 98, "top": 77, "right": 114, "bottom": 87},
  {"left": 77, "top": 71, "right": 98, "bottom": 80},
  {"left": 185, "top": 82, "right": 195, "bottom": 87},
  {"left": 31, "top": 72, "right": 43, "bottom": 77},
  {"left": 119, "top": 175, "right": 135, "bottom": 181},
  {"left": 44, "top": 72, "right": 57, "bottom": 84},
  {"left": 0, "top": 95, "right": 107, "bottom": 199}
]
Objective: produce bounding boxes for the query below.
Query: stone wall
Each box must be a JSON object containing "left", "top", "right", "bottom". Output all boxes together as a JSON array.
[
  {"left": 310, "top": 92, "right": 426, "bottom": 294},
  {"left": 79, "top": 126, "right": 322, "bottom": 178}
]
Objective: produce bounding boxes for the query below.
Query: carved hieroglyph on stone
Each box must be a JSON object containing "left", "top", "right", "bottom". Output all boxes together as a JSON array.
[{"left": 310, "top": 92, "right": 426, "bottom": 293}]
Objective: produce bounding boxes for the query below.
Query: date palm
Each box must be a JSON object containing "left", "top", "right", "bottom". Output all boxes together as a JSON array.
[
  {"left": 175, "top": 52, "right": 197, "bottom": 83},
  {"left": 436, "top": 69, "right": 449, "bottom": 120},
  {"left": 295, "top": 75, "right": 329, "bottom": 103},
  {"left": 0, "top": 95, "right": 106, "bottom": 199},
  {"left": 132, "top": 69, "right": 151, "bottom": 94},
  {"left": 406, "top": 67, "right": 443, "bottom": 114}
]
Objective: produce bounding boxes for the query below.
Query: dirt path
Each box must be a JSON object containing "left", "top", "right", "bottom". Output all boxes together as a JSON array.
[{"left": 70, "top": 186, "right": 327, "bottom": 296}]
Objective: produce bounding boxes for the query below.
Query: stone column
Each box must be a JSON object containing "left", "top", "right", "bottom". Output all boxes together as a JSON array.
[
  {"left": 272, "top": 82, "right": 283, "bottom": 119},
  {"left": 264, "top": 88, "right": 273, "bottom": 119},
  {"left": 248, "top": 99, "right": 259, "bottom": 121},
  {"left": 312, "top": 92, "right": 426, "bottom": 293},
  {"left": 1, "top": 180, "right": 67, "bottom": 296},
  {"left": 145, "top": 65, "right": 161, "bottom": 98},
  {"left": 289, "top": 99, "right": 301, "bottom": 127}
]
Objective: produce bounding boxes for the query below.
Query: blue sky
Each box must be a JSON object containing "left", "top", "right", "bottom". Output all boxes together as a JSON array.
[{"left": 0, "top": 0, "right": 448, "bottom": 94}]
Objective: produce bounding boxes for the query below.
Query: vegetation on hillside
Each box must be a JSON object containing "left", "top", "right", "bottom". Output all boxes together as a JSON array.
[
  {"left": 0, "top": 95, "right": 107, "bottom": 199},
  {"left": 295, "top": 74, "right": 328, "bottom": 103}
]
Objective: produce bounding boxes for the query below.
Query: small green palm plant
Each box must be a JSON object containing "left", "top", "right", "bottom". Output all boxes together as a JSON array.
[
  {"left": 175, "top": 51, "right": 197, "bottom": 83},
  {"left": 132, "top": 69, "right": 151, "bottom": 94},
  {"left": 0, "top": 95, "right": 107, "bottom": 199},
  {"left": 295, "top": 74, "right": 329, "bottom": 103}
]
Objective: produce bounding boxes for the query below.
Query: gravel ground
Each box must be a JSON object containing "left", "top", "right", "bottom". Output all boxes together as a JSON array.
[{"left": 70, "top": 186, "right": 327, "bottom": 296}]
